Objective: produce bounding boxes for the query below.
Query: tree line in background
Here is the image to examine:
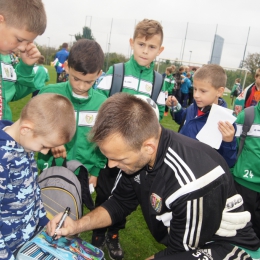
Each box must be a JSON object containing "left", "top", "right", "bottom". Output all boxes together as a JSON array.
[{"left": 36, "top": 26, "right": 260, "bottom": 91}]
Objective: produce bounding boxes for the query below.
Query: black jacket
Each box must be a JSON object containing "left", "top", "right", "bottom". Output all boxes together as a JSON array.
[{"left": 102, "top": 127, "right": 259, "bottom": 257}]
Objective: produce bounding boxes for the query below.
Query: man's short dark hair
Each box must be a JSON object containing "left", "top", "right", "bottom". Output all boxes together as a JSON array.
[
  {"left": 62, "top": 43, "right": 68, "bottom": 49},
  {"left": 68, "top": 39, "right": 104, "bottom": 75}
]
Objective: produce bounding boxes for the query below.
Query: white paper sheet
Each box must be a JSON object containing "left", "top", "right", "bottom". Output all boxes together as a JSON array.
[{"left": 196, "top": 104, "right": 236, "bottom": 149}]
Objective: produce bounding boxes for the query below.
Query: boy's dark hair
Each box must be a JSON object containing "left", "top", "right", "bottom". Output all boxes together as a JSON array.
[
  {"left": 68, "top": 39, "right": 104, "bottom": 75},
  {"left": 133, "top": 19, "right": 164, "bottom": 45},
  {"left": 0, "top": 0, "right": 46, "bottom": 35},
  {"left": 193, "top": 64, "right": 227, "bottom": 89},
  {"left": 62, "top": 43, "right": 69, "bottom": 49},
  {"left": 38, "top": 55, "right": 45, "bottom": 64}
]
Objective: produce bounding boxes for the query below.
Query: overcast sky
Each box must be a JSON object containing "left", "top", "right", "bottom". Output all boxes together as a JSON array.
[{"left": 36, "top": 0, "right": 260, "bottom": 69}]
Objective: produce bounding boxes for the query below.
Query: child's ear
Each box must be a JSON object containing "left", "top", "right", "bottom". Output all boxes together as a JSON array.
[
  {"left": 20, "top": 121, "right": 34, "bottom": 136},
  {"left": 157, "top": 46, "right": 164, "bottom": 56},
  {"left": 97, "top": 70, "right": 102, "bottom": 78},
  {"left": 64, "top": 61, "right": 69, "bottom": 74},
  {"left": 217, "top": 87, "right": 225, "bottom": 97},
  {"left": 0, "top": 15, "right": 4, "bottom": 23},
  {"left": 129, "top": 38, "right": 134, "bottom": 49}
]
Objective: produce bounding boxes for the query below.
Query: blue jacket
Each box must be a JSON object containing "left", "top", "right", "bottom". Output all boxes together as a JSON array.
[
  {"left": 0, "top": 120, "right": 48, "bottom": 259},
  {"left": 54, "top": 48, "right": 69, "bottom": 73},
  {"left": 180, "top": 77, "right": 191, "bottom": 94},
  {"left": 174, "top": 98, "right": 237, "bottom": 167}
]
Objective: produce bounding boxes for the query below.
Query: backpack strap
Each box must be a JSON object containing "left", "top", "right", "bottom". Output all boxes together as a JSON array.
[
  {"left": 237, "top": 106, "right": 255, "bottom": 159},
  {"left": 67, "top": 160, "right": 95, "bottom": 211},
  {"left": 151, "top": 71, "right": 164, "bottom": 102},
  {"left": 109, "top": 63, "right": 124, "bottom": 97}
]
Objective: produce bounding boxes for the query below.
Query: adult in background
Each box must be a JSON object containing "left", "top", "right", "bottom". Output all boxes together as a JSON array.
[
  {"left": 47, "top": 93, "right": 260, "bottom": 260},
  {"left": 54, "top": 42, "right": 69, "bottom": 83}
]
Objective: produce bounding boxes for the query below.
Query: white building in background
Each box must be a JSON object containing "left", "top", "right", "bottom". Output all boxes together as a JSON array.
[{"left": 208, "top": 34, "right": 224, "bottom": 65}]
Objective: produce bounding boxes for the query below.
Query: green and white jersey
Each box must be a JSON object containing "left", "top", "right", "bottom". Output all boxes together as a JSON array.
[
  {"left": 231, "top": 101, "right": 260, "bottom": 192},
  {"left": 96, "top": 55, "right": 165, "bottom": 120}
]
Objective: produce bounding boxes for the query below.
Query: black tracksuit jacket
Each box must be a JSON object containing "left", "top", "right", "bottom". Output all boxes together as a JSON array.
[{"left": 102, "top": 127, "right": 259, "bottom": 257}]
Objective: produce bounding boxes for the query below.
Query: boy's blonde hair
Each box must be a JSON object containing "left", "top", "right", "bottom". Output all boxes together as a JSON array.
[
  {"left": 178, "top": 66, "right": 185, "bottom": 72},
  {"left": 193, "top": 64, "right": 227, "bottom": 89},
  {"left": 21, "top": 93, "right": 76, "bottom": 143},
  {"left": 0, "top": 0, "right": 46, "bottom": 35},
  {"left": 133, "top": 19, "right": 163, "bottom": 45},
  {"left": 171, "top": 65, "right": 176, "bottom": 71},
  {"left": 166, "top": 67, "right": 173, "bottom": 74},
  {"left": 255, "top": 68, "right": 260, "bottom": 78}
]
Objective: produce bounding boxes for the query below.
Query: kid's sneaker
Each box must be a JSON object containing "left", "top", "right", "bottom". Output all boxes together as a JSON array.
[{"left": 105, "top": 233, "right": 124, "bottom": 260}]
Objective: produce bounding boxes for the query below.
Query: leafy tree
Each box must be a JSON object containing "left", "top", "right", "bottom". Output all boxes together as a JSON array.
[
  {"left": 75, "top": 26, "right": 95, "bottom": 41},
  {"left": 243, "top": 52, "right": 260, "bottom": 75},
  {"left": 35, "top": 42, "right": 57, "bottom": 65},
  {"left": 103, "top": 52, "right": 128, "bottom": 72}
]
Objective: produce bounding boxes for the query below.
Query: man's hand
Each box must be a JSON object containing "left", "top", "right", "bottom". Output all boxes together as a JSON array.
[
  {"left": 218, "top": 121, "right": 235, "bottom": 142},
  {"left": 46, "top": 207, "right": 112, "bottom": 239},
  {"left": 20, "top": 42, "right": 41, "bottom": 65},
  {"left": 46, "top": 212, "right": 79, "bottom": 239},
  {"left": 51, "top": 145, "right": 67, "bottom": 158},
  {"left": 145, "top": 255, "right": 154, "bottom": 260},
  {"left": 216, "top": 194, "right": 251, "bottom": 237}
]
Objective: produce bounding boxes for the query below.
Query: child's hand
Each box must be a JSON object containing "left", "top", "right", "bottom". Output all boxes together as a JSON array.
[
  {"left": 166, "top": 95, "right": 178, "bottom": 107},
  {"left": 20, "top": 42, "right": 41, "bottom": 65},
  {"left": 218, "top": 121, "right": 235, "bottom": 142},
  {"left": 89, "top": 175, "right": 97, "bottom": 188},
  {"left": 51, "top": 145, "right": 67, "bottom": 158}
]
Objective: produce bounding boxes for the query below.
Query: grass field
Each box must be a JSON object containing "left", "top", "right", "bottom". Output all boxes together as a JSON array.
[{"left": 9, "top": 66, "right": 232, "bottom": 259}]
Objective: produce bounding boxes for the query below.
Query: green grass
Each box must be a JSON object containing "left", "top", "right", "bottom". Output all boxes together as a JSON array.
[{"left": 9, "top": 66, "right": 232, "bottom": 259}]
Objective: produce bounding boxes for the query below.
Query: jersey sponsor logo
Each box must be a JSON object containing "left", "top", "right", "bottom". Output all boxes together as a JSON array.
[
  {"left": 77, "top": 111, "right": 97, "bottom": 127},
  {"left": 85, "top": 114, "right": 94, "bottom": 124},
  {"left": 139, "top": 80, "right": 152, "bottom": 95},
  {"left": 150, "top": 193, "right": 162, "bottom": 213},
  {"left": 145, "top": 83, "right": 152, "bottom": 93}
]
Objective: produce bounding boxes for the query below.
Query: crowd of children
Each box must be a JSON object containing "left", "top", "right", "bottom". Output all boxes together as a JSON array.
[{"left": 0, "top": 1, "right": 260, "bottom": 259}]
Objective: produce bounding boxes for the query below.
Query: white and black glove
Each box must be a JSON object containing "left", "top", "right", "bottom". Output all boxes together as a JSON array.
[{"left": 216, "top": 194, "right": 251, "bottom": 237}]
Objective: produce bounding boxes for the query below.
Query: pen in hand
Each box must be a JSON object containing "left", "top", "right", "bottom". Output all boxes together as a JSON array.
[{"left": 51, "top": 207, "right": 70, "bottom": 241}]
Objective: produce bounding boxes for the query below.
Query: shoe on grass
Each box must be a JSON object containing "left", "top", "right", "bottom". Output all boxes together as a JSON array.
[{"left": 106, "top": 233, "right": 124, "bottom": 260}]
